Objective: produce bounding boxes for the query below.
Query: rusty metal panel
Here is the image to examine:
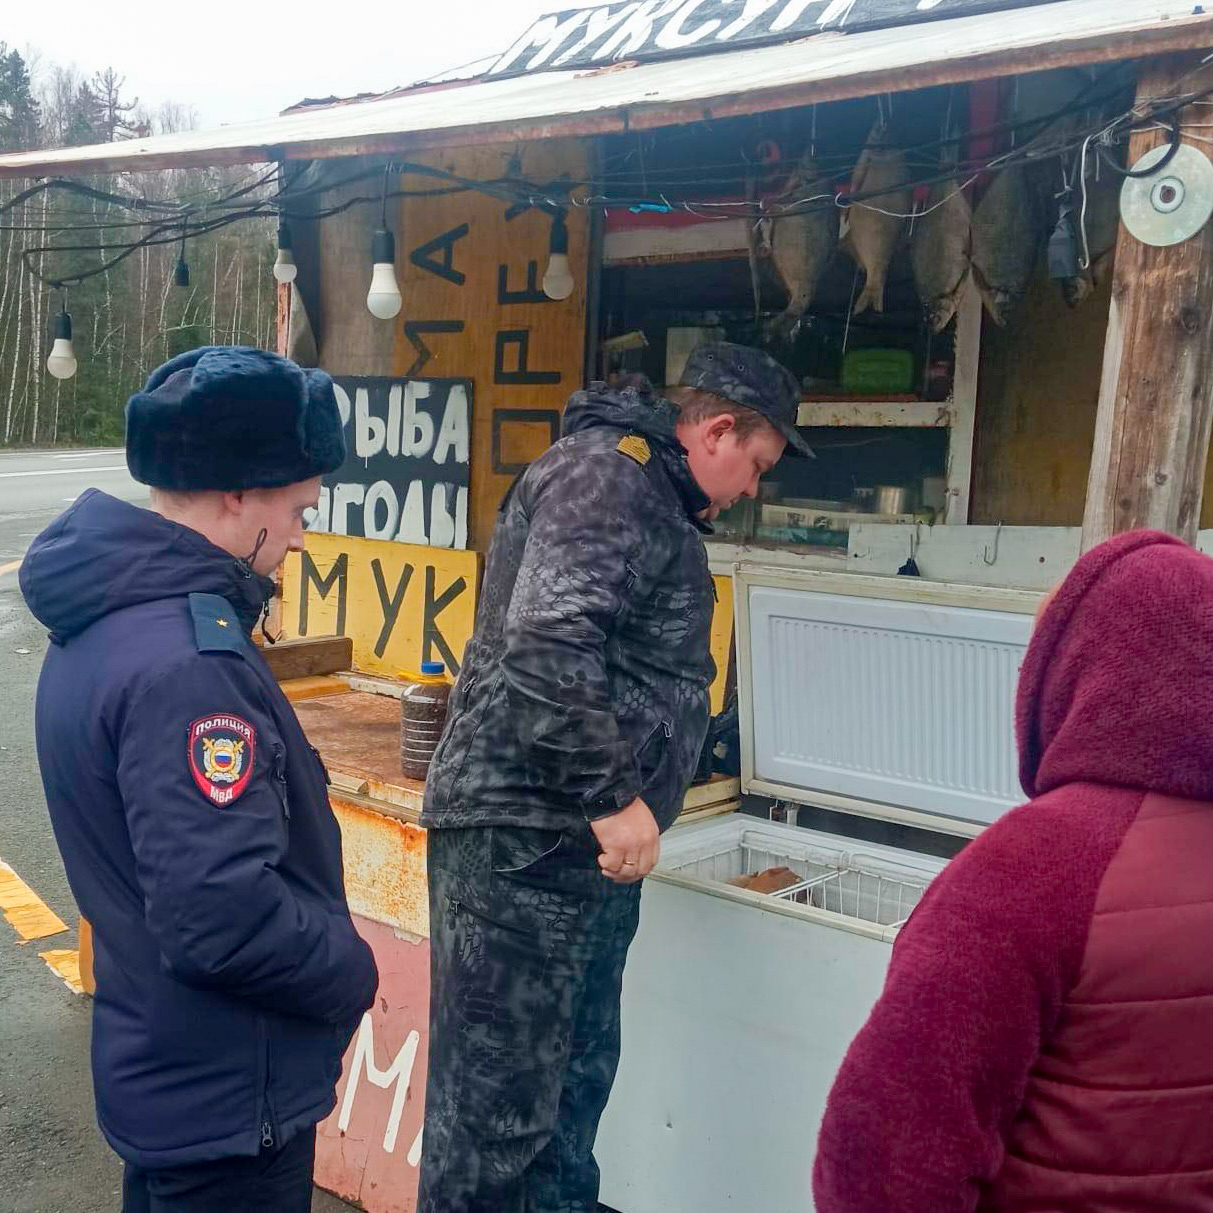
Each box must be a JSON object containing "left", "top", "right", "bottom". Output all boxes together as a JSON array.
[{"left": 334, "top": 800, "right": 430, "bottom": 939}]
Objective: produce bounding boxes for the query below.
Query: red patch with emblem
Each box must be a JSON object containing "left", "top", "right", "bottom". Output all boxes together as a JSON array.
[{"left": 188, "top": 715, "right": 256, "bottom": 807}]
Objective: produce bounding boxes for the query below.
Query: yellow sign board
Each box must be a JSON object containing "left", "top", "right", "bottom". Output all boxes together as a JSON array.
[
  {"left": 282, "top": 534, "right": 732, "bottom": 718},
  {"left": 281, "top": 533, "right": 480, "bottom": 678},
  {"left": 709, "top": 575, "right": 734, "bottom": 716}
]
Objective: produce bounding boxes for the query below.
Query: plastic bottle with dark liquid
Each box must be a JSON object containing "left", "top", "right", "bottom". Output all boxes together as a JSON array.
[{"left": 400, "top": 661, "right": 451, "bottom": 782}]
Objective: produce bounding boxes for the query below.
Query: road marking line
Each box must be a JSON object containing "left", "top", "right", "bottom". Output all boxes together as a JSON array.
[
  {"left": 0, "top": 560, "right": 19, "bottom": 577},
  {"left": 0, "top": 860, "right": 69, "bottom": 941},
  {"left": 38, "top": 948, "right": 85, "bottom": 994},
  {"left": 0, "top": 465, "right": 125, "bottom": 479}
]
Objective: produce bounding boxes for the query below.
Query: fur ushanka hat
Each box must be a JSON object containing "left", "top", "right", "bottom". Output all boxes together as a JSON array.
[{"left": 125, "top": 346, "right": 345, "bottom": 491}]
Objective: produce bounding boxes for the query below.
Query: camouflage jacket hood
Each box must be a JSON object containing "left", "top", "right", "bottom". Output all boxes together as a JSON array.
[
  {"left": 562, "top": 381, "right": 712, "bottom": 523},
  {"left": 422, "top": 383, "right": 716, "bottom": 834}
]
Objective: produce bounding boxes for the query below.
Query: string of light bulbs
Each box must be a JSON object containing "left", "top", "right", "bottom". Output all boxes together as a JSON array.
[{"left": 24, "top": 76, "right": 1203, "bottom": 382}]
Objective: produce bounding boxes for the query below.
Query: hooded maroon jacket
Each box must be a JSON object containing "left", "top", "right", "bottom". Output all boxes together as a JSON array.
[{"left": 814, "top": 530, "right": 1213, "bottom": 1212}]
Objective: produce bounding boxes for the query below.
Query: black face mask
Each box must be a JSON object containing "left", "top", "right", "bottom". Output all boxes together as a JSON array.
[{"left": 236, "top": 527, "right": 281, "bottom": 645}]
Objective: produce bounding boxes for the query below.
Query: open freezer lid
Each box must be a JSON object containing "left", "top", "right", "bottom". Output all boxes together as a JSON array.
[{"left": 734, "top": 567, "right": 1042, "bottom": 837}]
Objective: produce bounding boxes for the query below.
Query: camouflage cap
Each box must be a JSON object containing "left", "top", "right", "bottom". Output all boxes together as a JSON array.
[{"left": 678, "top": 341, "right": 813, "bottom": 457}]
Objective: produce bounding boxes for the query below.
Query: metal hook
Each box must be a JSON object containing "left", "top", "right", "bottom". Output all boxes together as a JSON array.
[
  {"left": 896, "top": 520, "right": 922, "bottom": 578},
  {"left": 982, "top": 521, "right": 1003, "bottom": 566}
]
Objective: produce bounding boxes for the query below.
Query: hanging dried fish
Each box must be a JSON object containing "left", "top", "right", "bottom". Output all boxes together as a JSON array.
[
  {"left": 766, "top": 152, "right": 837, "bottom": 342},
  {"left": 971, "top": 165, "right": 1041, "bottom": 326},
  {"left": 1059, "top": 166, "right": 1121, "bottom": 308},
  {"left": 842, "top": 119, "right": 912, "bottom": 315},
  {"left": 911, "top": 177, "right": 972, "bottom": 333}
]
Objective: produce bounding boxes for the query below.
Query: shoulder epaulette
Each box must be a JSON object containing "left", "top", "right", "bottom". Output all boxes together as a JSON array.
[
  {"left": 189, "top": 592, "right": 246, "bottom": 654},
  {"left": 616, "top": 434, "right": 652, "bottom": 466}
]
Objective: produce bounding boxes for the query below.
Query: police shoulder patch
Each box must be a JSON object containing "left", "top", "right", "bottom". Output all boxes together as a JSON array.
[
  {"left": 616, "top": 434, "right": 651, "bottom": 466},
  {"left": 188, "top": 714, "right": 256, "bottom": 807}
]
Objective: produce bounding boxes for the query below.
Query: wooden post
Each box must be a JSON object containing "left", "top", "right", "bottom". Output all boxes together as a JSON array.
[
  {"left": 1082, "top": 55, "right": 1213, "bottom": 550},
  {"left": 945, "top": 277, "right": 981, "bottom": 524}
]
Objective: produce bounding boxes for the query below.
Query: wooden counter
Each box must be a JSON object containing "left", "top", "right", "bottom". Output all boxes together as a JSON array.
[
  {"left": 293, "top": 688, "right": 426, "bottom": 817},
  {"left": 291, "top": 683, "right": 741, "bottom": 827}
]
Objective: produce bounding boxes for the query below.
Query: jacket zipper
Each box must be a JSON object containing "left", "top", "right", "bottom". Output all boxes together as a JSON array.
[
  {"left": 636, "top": 721, "right": 674, "bottom": 786},
  {"left": 257, "top": 1016, "right": 276, "bottom": 1151}
]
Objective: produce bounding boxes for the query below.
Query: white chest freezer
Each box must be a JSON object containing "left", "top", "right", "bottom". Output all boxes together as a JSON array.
[{"left": 596, "top": 568, "right": 1041, "bottom": 1213}]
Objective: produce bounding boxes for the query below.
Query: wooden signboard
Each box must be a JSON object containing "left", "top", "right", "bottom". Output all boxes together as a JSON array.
[
  {"left": 393, "top": 141, "right": 590, "bottom": 553},
  {"left": 311, "top": 376, "right": 473, "bottom": 548}
]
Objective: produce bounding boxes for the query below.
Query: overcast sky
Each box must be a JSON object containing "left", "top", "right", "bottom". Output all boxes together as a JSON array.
[{"left": 6, "top": 0, "right": 560, "bottom": 130}]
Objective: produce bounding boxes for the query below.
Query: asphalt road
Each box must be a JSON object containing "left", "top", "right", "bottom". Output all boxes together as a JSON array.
[{"left": 0, "top": 452, "right": 349, "bottom": 1212}]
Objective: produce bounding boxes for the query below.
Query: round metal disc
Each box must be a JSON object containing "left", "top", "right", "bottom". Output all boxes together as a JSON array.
[{"left": 1120, "top": 142, "right": 1213, "bottom": 247}]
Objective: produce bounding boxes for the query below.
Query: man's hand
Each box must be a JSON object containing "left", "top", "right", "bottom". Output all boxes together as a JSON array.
[{"left": 590, "top": 797, "right": 660, "bottom": 884}]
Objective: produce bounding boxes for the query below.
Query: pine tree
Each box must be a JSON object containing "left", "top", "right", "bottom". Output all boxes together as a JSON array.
[
  {"left": 0, "top": 45, "right": 41, "bottom": 151},
  {"left": 65, "top": 82, "right": 106, "bottom": 146}
]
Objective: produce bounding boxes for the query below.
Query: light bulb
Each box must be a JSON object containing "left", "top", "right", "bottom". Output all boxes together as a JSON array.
[
  {"left": 542, "top": 212, "right": 575, "bottom": 300},
  {"left": 46, "top": 310, "right": 77, "bottom": 380},
  {"left": 367, "top": 263, "right": 402, "bottom": 319},
  {"left": 273, "top": 220, "right": 298, "bottom": 284},
  {"left": 273, "top": 249, "right": 297, "bottom": 284},
  {"left": 47, "top": 339, "right": 77, "bottom": 380},
  {"left": 542, "top": 253, "right": 575, "bottom": 301},
  {"left": 366, "top": 228, "right": 402, "bottom": 320}
]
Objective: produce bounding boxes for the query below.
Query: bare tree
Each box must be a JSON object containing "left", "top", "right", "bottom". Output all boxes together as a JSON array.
[{"left": 93, "top": 67, "right": 141, "bottom": 141}]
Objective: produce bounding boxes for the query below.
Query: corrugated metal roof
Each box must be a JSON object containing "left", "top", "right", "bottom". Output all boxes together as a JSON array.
[
  {"left": 482, "top": 0, "right": 1070, "bottom": 77},
  {"left": 0, "top": 0, "right": 1209, "bottom": 178}
]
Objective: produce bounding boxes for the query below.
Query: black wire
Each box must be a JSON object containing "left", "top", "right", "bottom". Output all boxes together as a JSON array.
[
  {"left": 1100, "top": 114, "right": 1181, "bottom": 177},
  {"left": 16, "top": 76, "right": 1211, "bottom": 290}
]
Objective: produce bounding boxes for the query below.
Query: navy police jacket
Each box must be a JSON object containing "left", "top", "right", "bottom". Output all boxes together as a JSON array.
[{"left": 20, "top": 490, "right": 377, "bottom": 1168}]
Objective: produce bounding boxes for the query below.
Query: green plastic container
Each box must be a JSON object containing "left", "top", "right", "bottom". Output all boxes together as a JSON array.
[{"left": 841, "top": 348, "right": 914, "bottom": 396}]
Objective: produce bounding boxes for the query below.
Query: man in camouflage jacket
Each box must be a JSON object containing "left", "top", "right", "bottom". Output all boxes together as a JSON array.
[{"left": 419, "top": 342, "right": 808, "bottom": 1213}]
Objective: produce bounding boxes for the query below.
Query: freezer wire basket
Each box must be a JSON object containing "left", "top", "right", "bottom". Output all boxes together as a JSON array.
[{"left": 660, "top": 828, "right": 930, "bottom": 929}]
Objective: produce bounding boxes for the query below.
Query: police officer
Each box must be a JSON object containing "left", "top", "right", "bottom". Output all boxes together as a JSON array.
[
  {"left": 419, "top": 342, "right": 809, "bottom": 1212},
  {"left": 20, "top": 347, "right": 378, "bottom": 1211}
]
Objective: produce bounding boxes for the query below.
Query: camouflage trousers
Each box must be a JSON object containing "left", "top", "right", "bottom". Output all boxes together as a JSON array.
[{"left": 419, "top": 823, "right": 642, "bottom": 1213}]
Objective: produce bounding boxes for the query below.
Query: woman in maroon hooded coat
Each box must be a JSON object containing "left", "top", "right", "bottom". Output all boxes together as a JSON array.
[{"left": 814, "top": 530, "right": 1213, "bottom": 1212}]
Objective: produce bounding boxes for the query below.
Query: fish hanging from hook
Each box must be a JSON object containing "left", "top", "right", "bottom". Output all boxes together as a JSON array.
[{"left": 842, "top": 115, "right": 911, "bottom": 316}]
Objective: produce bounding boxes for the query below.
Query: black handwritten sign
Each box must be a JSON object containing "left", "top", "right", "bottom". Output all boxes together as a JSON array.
[
  {"left": 308, "top": 376, "right": 473, "bottom": 550},
  {"left": 487, "top": 0, "right": 1059, "bottom": 76},
  {"left": 289, "top": 534, "right": 478, "bottom": 676}
]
